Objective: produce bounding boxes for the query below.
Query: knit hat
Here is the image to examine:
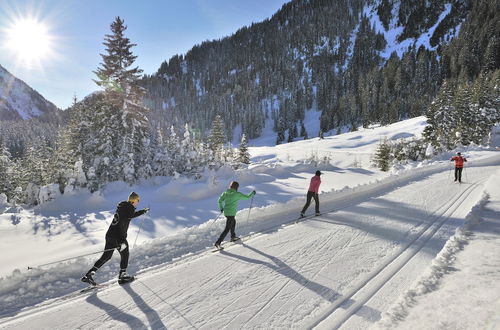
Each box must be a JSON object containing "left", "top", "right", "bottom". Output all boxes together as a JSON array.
[
  {"left": 128, "top": 192, "right": 140, "bottom": 203},
  {"left": 230, "top": 181, "right": 239, "bottom": 190},
  {"left": 315, "top": 170, "right": 322, "bottom": 176}
]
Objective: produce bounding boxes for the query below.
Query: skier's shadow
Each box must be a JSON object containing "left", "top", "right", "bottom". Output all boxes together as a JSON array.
[
  {"left": 221, "top": 244, "right": 380, "bottom": 321},
  {"left": 85, "top": 291, "right": 147, "bottom": 328},
  {"left": 123, "top": 284, "right": 168, "bottom": 329}
]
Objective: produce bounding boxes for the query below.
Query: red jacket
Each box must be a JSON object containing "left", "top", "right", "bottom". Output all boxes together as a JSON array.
[
  {"left": 451, "top": 156, "right": 467, "bottom": 168},
  {"left": 308, "top": 175, "right": 321, "bottom": 193}
]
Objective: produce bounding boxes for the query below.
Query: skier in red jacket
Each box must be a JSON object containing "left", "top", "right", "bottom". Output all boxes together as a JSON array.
[
  {"left": 300, "top": 170, "right": 322, "bottom": 217},
  {"left": 450, "top": 152, "right": 467, "bottom": 183}
]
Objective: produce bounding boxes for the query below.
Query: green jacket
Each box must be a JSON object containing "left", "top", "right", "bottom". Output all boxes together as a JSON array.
[{"left": 218, "top": 189, "right": 255, "bottom": 216}]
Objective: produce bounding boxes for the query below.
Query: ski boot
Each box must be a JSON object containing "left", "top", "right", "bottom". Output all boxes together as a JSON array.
[
  {"left": 81, "top": 271, "right": 97, "bottom": 286},
  {"left": 118, "top": 270, "right": 135, "bottom": 285}
]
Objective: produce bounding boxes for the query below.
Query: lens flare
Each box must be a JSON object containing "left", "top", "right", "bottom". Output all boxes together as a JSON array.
[{"left": 6, "top": 18, "right": 52, "bottom": 65}]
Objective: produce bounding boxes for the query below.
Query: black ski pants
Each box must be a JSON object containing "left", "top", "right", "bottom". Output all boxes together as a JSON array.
[
  {"left": 91, "top": 236, "right": 129, "bottom": 272},
  {"left": 301, "top": 191, "right": 319, "bottom": 214},
  {"left": 216, "top": 216, "right": 236, "bottom": 244},
  {"left": 454, "top": 167, "right": 463, "bottom": 182}
]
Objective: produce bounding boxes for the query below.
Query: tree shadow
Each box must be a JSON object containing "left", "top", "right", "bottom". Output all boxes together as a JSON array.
[
  {"left": 346, "top": 167, "right": 374, "bottom": 175},
  {"left": 221, "top": 244, "right": 381, "bottom": 322}
]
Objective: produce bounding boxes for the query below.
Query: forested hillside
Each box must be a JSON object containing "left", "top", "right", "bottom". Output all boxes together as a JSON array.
[{"left": 141, "top": 0, "right": 495, "bottom": 143}]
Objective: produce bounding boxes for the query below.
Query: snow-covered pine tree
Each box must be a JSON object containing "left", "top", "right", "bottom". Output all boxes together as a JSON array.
[
  {"left": 0, "top": 139, "right": 13, "bottom": 200},
  {"left": 179, "top": 123, "right": 200, "bottom": 175},
  {"left": 46, "top": 132, "right": 69, "bottom": 193},
  {"left": 453, "top": 82, "right": 474, "bottom": 146},
  {"left": 422, "top": 80, "right": 456, "bottom": 150},
  {"left": 238, "top": 134, "right": 250, "bottom": 165},
  {"left": 52, "top": 97, "right": 90, "bottom": 191},
  {"left": 18, "top": 142, "right": 44, "bottom": 204},
  {"left": 151, "top": 126, "right": 171, "bottom": 176},
  {"left": 166, "top": 125, "right": 181, "bottom": 175},
  {"left": 93, "top": 16, "right": 151, "bottom": 183},
  {"left": 94, "top": 17, "right": 144, "bottom": 107},
  {"left": 372, "top": 138, "right": 392, "bottom": 172},
  {"left": 208, "top": 115, "right": 226, "bottom": 159},
  {"left": 470, "top": 74, "right": 499, "bottom": 144}
]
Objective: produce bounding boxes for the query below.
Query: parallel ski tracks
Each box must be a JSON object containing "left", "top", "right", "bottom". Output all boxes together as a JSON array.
[{"left": 307, "top": 177, "right": 488, "bottom": 329}]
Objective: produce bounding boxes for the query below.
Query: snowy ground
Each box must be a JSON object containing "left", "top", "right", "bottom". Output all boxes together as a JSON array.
[{"left": 0, "top": 116, "right": 499, "bottom": 329}]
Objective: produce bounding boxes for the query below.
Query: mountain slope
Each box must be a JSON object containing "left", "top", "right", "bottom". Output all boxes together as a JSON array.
[
  {"left": 141, "top": 0, "right": 478, "bottom": 142},
  {"left": 0, "top": 64, "right": 61, "bottom": 121}
]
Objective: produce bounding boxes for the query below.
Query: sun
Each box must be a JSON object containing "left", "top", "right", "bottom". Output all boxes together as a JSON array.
[{"left": 5, "top": 18, "right": 52, "bottom": 65}]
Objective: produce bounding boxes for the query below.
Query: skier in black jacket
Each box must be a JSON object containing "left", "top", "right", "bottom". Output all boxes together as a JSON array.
[{"left": 81, "top": 192, "right": 149, "bottom": 285}]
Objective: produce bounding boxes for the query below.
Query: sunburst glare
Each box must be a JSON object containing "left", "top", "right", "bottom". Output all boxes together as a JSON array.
[{"left": 5, "top": 17, "right": 53, "bottom": 66}]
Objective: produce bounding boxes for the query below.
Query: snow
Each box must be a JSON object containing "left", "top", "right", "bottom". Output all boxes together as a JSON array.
[
  {"left": 0, "top": 116, "right": 499, "bottom": 329},
  {"left": 363, "top": 3, "right": 456, "bottom": 59}
]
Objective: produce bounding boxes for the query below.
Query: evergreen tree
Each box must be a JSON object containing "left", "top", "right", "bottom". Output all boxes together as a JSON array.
[
  {"left": 238, "top": 134, "right": 251, "bottom": 165},
  {"left": 372, "top": 138, "right": 392, "bottom": 172},
  {"left": 423, "top": 80, "right": 457, "bottom": 150},
  {"left": 208, "top": 115, "right": 226, "bottom": 155},
  {"left": 94, "top": 17, "right": 144, "bottom": 106},
  {"left": 0, "top": 139, "right": 13, "bottom": 200},
  {"left": 92, "top": 16, "right": 151, "bottom": 184},
  {"left": 151, "top": 127, "right": 170, "bottom": 176},
  {"left": 166, "top": 125, "right": 181, "bottom": 174}
]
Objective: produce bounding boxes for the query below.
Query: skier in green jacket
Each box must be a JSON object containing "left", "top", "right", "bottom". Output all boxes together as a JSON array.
[{"left": 215, "top": 181, "right": 256, "bottom": 249}]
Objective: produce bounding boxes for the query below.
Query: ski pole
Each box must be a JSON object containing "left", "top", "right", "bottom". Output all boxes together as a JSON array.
[
  {"left": 210, "top": 211, "right": 223, "bottom": 226},
  {"left": 131, "top": 205, "right": 150, "bottom": 249},
  {"left": 464, "top": 166, "right": 468, "bottom": 183},
  {"left": 246, "top": 195, "right": 254, "bottom": 223},
  {"left": 27, "top": 247, "right": 118, "bottom": 270},
  {"left": 132, "top": 205, "right": 151, "bottom": 249},
  {"left": 132, "top": 217, "right": 146, "bottom": 250}
]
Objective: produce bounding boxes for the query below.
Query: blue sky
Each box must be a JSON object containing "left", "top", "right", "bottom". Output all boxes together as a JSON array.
[{"left": 0, "top": 0, "right": 290, "bottom": 109}]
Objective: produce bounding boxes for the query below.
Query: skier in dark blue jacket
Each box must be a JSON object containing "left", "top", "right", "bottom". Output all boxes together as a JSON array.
[{"left": 81, "top": 192, "right": 149, "bottom": 285}]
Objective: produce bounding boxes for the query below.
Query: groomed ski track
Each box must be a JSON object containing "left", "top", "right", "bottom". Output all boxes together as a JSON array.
[{"left": 1, "top": 155, "right": 499, "bottom": 329}]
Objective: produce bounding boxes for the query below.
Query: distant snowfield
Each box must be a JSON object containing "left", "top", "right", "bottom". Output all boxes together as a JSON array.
[{"left": 1, "top": 116, "right": 499, "bottom": 329}]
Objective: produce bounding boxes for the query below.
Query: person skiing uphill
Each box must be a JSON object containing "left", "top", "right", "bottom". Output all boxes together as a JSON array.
[
  {"left": 214, "top": 181, "right": 256, "bottom": 250},
  {"left": 300, "top": 170, "right": 322, "bottom": 217},
  {"left": 81, "top": 192, "right": 149, "bottom": 285},
  {"left": 450, "top": 152, "right": 467, "bottom": 183}
]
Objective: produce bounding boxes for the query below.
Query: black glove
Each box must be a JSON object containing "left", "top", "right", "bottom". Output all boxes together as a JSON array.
[
  {"left": 220, "top": 208, "right": 224, "bottom": 212},
  {"left": 252, "top": 190, "right": 256, "bottom": 195}
]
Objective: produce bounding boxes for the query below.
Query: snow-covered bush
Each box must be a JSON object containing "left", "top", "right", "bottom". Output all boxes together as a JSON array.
[
  {"left": 0, "top": 193, "right": 8, "bottom": 206},
  {"left": 38, "top": 184, "right": 61, "bottom": 204}
]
